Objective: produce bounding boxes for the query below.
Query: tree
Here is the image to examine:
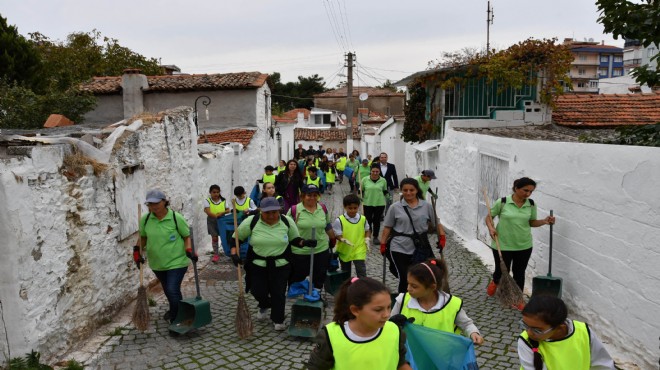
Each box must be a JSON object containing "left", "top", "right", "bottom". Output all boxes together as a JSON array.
[
  {"left": 268, "top": 73, "right": 327, "bottom": 112},
  {"left": 427, "top": 47, "right": 484, "bottom": 70},
  {"left": 0, "top": 14, "right": 42, "bottom": 91},
  {"left": 596, "top": 0, "right": 660, "bottom": 87}
]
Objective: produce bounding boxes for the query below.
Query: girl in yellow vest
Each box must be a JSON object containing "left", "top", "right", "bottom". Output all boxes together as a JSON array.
[
  {"left": 331, "top": 194, "right": 370, "bottom": 277},
  {"left": 321, "top": 161, "right": 335, "bottom": 194},
  {"left": 203, "top": 185, "right": 230, "bottom": 263},
  {"left": 233, "top": 186, "right": 257, "bottom": 222},
  {"left": 518, "top": 295, "right": 615, "bottom": 370},
  {"left": 277, "top": 160, "right": 286, "bottom": 175},
  {"left": 391, "top": 258, "right": 484, "bottom": 345},
  {"left": 307, "top": 277, "right": 412, "bottom": 370}
]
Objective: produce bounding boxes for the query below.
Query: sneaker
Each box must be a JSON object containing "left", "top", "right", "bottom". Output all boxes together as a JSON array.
[
  {"left": 257, "top": 308, "right": 269, "bottom": 320},
  {"left": 273, "top": 323, "right": 287, "bottom": 331},
  {"left": 486, "top": 281, "right": 497, "bottom": 297},
  {"left": 211, "top": 254, "right": 220, "bottom": 263}
]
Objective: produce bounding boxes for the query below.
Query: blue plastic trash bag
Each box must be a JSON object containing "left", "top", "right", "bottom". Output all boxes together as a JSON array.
[
  {"left": 287, "top": 280, "right": 310, "bottom": 298},
  {"left": 343, "top": 166, "right": 354, "bottom": 178},
  {"left": 250, "top": 183, "right": 261, "bottom": 207},
  {"left": 404, "top": 323, "right": 479, "bottom": 370},
  {"left": 217, "top": 214, "right": 249, "bottom": 258},
  {"left": 304, "top": 288, "right": 321, "bottom": 302}
]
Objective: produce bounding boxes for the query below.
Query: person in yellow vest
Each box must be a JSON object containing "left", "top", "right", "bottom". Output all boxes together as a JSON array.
[
  {"left": 518, "top": 295, "right": 615, "bottom": 370},
  {"left": 203, "top": 185, "right": 230, "bottom": 263},
  {"left": 321, "top": 161, "right": 336, "bottom": 194},
  {"left": 307, "top": 277, "right": 412, "bottom": 370},
  {"left": 305, "top": 166, "right": 323, "bottom": 190},
  {"left": 390, "top": 258, "right": 483, "bottom": 344},
  {"left": 335, "top": 154, "right": 347, "bottom": 184},
  {"left": 332, "top": 194, "right": 370, "bottom": 277},
  {"left": 259, "top": 165, "right": 277, "bottom": 185},
  {"left": 260, "top": 182, "right": 284, "bottom": 214},
  {"left": 233, "top": 186, "right": 257, "bottom": 223},
  {"left": 277, "top": 160, "right": 286, "bottom": 175}
]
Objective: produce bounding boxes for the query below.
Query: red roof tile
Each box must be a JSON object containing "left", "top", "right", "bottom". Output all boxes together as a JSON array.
[
  {"left": 80, "top": 72, "right": 268, "bottom": 94},
  {"left": 198, "top": 129, "right": 257, "bottom": 147},
  {"left": 553, "top": 93, "right": 660, "bottom": 127},
  {"left": 294, "top": 127, "right": 360, "bottom": 141},
  {"left": 272, "top": 108, "right": 311, "bottom": 123},
  {"left": 314, "top": 86, "right": 404, "bottom": 98}
]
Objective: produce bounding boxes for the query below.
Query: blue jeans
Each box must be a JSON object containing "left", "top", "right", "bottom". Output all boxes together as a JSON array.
[{"left": 153, "top": 266, "right": 188, "bottom": 322}]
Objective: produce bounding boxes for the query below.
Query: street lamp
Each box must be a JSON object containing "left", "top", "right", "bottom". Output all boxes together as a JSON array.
[
  {"left": 193, "top": 95, "right": 211, "bottom": 135},
  {"left": 275, "top": 129, "right": 282, "bottom": 162}
]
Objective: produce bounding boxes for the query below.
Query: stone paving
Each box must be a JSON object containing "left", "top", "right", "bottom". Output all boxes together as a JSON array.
[{"left": 71, "top": 180, "right": 525, "bottom": 369}]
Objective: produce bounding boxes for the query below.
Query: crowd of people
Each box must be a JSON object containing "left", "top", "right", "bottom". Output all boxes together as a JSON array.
[{"left": 134, "top": 147, "right": 615, "bottom": 370}]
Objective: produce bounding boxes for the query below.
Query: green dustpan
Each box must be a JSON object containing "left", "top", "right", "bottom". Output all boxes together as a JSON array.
[
  {"left": 290, "top": 228, "right": 324, "bottom": 338},
  {"left": 532, "top": 210, "right": 563, "bottom": 298},
  {"left": 325, "top": 270, "right": 350, "bottom": 296},
  {"left": 169, "top": 235, "right": 212, "bottom": 334}
]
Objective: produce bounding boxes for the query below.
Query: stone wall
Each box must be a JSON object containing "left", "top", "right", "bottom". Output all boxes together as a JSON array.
[{"left": 437, "top": 124, "right": 660, "bottom": 368}]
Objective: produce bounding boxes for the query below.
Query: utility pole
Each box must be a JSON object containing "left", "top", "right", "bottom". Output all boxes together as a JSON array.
[
  {"left": 486, "top": 1, "right": 494, "bottom": 56},
  {"left": 346, "top": 52, "right": 354, "bottom": 153}
]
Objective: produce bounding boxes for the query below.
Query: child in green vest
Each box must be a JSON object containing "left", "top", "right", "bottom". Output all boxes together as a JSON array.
[
  {"left": 203, "top": 185, "right": 229, "bottom": 263},
  {"left": 321, "top": 162, "right": 335, "bottom": 194},
  {"left": 277, "top": 160, "right": 286, "bottom": 174},
  {"left": 233, "top": 186, "right": 257, "bottom": 222},
  {"left": 332, "top": 194, "right": 370, "bottom": 277},
  {"left": 307, "top": 277, "right": 412, "bottom": 370},
  {"left": 259, "top": 165, "right": 276, "bottom": 184},
  {"left": 391, "top": 258, "right": 484, "bottom": 345},
  {"left": 518, "top": 295, "right": 615, "bottom": 370}
]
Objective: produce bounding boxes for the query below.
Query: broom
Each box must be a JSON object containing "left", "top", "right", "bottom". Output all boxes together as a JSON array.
[
  {"left": 233, "top": 201, "right": 253, "bottom": 339},
  {"left": 482, "top": 189, "right": 524, "bottom": 307},
  {"left": 132, "top": 204, "right": 150, "bottom": 332}
]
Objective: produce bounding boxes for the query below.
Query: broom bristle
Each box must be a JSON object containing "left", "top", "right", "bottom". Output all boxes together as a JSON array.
[
  {"left": 132, "top": 286, "right": 150, "bottom": 332},
  {"left": 235, "top": 294, "right": 253, "bottom": 339},
  {"left": 495, "top": 260, "right": 524, "bottom": 307}
]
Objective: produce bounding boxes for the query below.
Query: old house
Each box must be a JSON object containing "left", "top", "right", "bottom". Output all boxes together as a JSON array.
[{"left": 313, "top": 86, "right": 405, "bottom": 117}]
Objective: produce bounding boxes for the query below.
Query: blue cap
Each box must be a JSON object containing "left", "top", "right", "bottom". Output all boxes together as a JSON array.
[
  {"left": 260, "top": 197, "right": 281, "bottom": 212},
  {"left": 146, "top": 189, "right": 167, "bottom": 203},
  {"left": 302, "top": 184, "right": 321, "bottom": 194}
]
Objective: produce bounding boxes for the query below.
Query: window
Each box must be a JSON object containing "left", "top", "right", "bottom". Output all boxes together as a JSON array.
[
  {"left": 577, "top": 82, "right": 586, "bottom": 88},
  {"left": 600, "top": 55, "right": 609, "bottom": 63},
  {"left": 613, "top": 68, "right": 623, "bottom": 76},
  {"left": 579, "top": 54, "right": 587, "bottom": 61},
  {"left": 599, "top": 68, "right": 609, "bottom": 76},
  {"left": 648, "top": 47, "right": 657, "bottom": 58},
  {"left": 614, "top": 56, "right": 623, "bottom": 62},
  {"left": 578, "top": 67, "right": 586, "bottom": 75},
  {"left": 589, "top": 81, "right": 598, "bottom": 88}
]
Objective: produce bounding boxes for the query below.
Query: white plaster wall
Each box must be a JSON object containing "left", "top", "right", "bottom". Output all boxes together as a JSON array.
[
  {"left": 437, "top": 127, "right": 660, "bottom": 368},
  {"left": 378, "top": 122, "right": 405, "bottom": 181}
]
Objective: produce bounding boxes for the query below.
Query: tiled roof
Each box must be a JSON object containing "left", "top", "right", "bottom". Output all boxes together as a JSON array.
[
  {"left": 294, "top": 127, "right": 361, "bottom": 141},
  {"left": 198, "top": 129, "right": 257, "bottom": 147},
  {"left": 272, "top": 108, "right": 311, "bottom": 123},
  {"left": 314, "top": 86, "right": 404, "bottom": 98},
  {"left": 553, "top": 93, "right": 660, "bottom": 127},
  {"left": 80, "top": 72, "right": 268, "bottom": 94}
]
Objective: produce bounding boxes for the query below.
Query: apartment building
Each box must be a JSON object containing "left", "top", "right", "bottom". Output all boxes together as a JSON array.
[{"left": 564, "top": 38, "right": 623, "bottom": 93}]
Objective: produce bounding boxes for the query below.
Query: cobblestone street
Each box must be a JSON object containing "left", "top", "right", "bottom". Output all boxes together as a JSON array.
[{"left": 73, "top": 180, "right": 523, "bottom": 369}]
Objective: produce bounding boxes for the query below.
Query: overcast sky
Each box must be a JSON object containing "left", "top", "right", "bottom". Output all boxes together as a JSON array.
[{"left": 2, "top": 0, "right": 619, "bottom": 87}]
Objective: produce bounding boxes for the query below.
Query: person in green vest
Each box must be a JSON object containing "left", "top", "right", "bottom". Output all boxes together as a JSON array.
[
  {"left": 305, "top": 166, "right": 323, "bottom": 189},
  {"left": 259, "top": 165, "right": 277, "bottom": 185},
  {"left": 233, "top": 186, "right": 257, "bottom": 223},
  {"left": 277, "top": 160, "right": 287, "bottom": 174},
  {"left": 332, "top": 194, "right": 370, "bottom": 277},
  {"left": 322, "top": 161, "right": 336, "bottom": 194},
  {"left": 360, "top": 166, "right": 388, "bottom": 244},
  {"left": 391, "top": 258, "right": 484, "bottom": 345},
  {"left": 356, "top": 158, "right": 371, "bottom": 192},
  {"left": 346, "top": 154, "right": 360, "bottom": 193},
  {"left": 518, "top": 295, "right": 615, "bottom": 370},
  {"left": 335, "top": 154, "right": 347, "bottom": 184},
  {"left": 307, "top": 277, "right": 412, "bottom": 370},
  {"left": 414, "top": 170, "right": 437, "bottom": 200},
  {"left": 260, "top": 182, "right": 284, "bottom": 213},
  {"left": 203, "top": 184, "right": 230, "bottom": 263}
]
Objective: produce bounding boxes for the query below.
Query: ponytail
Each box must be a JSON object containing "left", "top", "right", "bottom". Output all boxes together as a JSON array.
[
  {"left": 528, "top": 339, "right": 543, "bottom": 370},
  {"left": 333, "top": 277, "right": 389, "bottom": 324},
  {"left": 408, "top": 258, "right": 448, "bottom": 290}
]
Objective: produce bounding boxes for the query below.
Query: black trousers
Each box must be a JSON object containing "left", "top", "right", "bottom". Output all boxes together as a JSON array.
[
  {"left": 389, "top": 250, "right": 413, "bottom": 293},
  {"left": 491, "top": 248, "right": 533, "bottom": 291},
  {"left": 288, "top": 249, "right": 330, "bottom": 289},
  {"left": 249, "top": 262, "right": 291, "bottom": 324},
  {"left": 364, "top": 205, "right": 385, "bottom": 238}
]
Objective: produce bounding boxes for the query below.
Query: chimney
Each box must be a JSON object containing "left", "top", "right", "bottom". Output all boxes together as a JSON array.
[
  {"left": 121, "top": 68, "right": 149, "bottom": 119},
  {"left": 601, "top": 40, "right": 605, "bottom": 45}
]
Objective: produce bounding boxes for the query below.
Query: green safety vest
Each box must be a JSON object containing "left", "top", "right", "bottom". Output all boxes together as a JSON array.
[
  {"left": 325, "top": 321, "right": 400, "bottom": 370},
  {"left": 400, "top": 293, "right": 462, "bottom": 334},
  {"left": 306, "top": 176, "right": 321, "bottom": 187},
  {"left": 277, "top": 166, "right": 286, "bottom": 173},
  {"left": 262, "top": 173, "right": 276, "bottom": 184},
  {"left": 234, "top": 197, "right": 252, "bottom": 211},
  {"left": 520, "top": 320, "right": 591, "bottom": 370},
  {"left": 336, "top": 156, "right": 347, "bottom": 171},
  {"left": 336, "top": 215, "right": 367, "bottom": 261},
  {"left": 206, "top": 197, "right": 226, "bottom": 214},
  {"left": 325, "top": 168, "right": 336, "bottom": 183}
]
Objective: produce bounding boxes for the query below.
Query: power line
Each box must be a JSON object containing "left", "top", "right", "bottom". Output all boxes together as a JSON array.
[
  {"left": 339, "top": 0, "right": 355, "bottom": 51},
  {"left": 334, "top": 0, "right": 353, "bottom": 51},
  {"left": 322, "top": 0, "right": 347, "bottom": 52},
  {"left": 327, "top": 0, "right": 349, "bottom": 51}
]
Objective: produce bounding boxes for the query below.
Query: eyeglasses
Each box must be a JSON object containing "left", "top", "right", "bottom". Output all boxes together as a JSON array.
[{"left": 519, "top": 319, "right": 555, "bottom": 335}]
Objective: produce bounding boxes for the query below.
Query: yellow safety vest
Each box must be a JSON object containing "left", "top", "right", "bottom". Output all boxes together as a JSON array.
[
  {"left": 262, "top": 173, "right": 276, "bottom": 184},
  {"left": 206, "top": 197, "right": 226, "bottom": 214},
  {"left": 336, "top": 156, "right": 347, "bottom": 171},
  {"left": 306, "top": 176, "right": 321, "bottom": 188},
  {"left": 400, "top": 293, "right": 462, "bottom": 334},
  {"left": 234, "top": 197, "right": 252, "bottom": 211},
  {"left": 337, "top": 215, "right": 367, "bottom": 261},
  {"left": 520, "top": 320, "right": 591, "bottom": 370},
  {"left": 325, "top": 321, "right": 400, "bottom": 370},
  {"left": 325, "top": 168, "right": 336, "bottom": 183}
]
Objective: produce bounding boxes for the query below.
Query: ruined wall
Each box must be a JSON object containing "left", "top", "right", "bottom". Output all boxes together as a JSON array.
[
  {"left": 0, "top": 106, "right": 201, "bottom": 362},
  {"left": 437, "top": 126, "right": 660, "bottom": 368}
]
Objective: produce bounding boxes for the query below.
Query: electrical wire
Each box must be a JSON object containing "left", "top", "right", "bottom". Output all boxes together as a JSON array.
[{"left": 322, "top": 0, "right": 347, "bottom": 52}]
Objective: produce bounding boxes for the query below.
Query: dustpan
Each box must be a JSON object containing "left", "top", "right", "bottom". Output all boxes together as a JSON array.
[
  {"left": 289, "top": 228, "right": 324, "bottom": 338},
  {"left": 532, "top": 210, "right": 563, "bottom": 298}
]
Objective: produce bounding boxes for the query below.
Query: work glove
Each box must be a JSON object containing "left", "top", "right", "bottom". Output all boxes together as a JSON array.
[
  {"left": 302, "top": 239, "right": 318, "bottom": 248},
  {"left": 438, "top": 235, "right": 447, "bottom": 250},
  {"left": 185, "top": 248, "right": 198, "bottom": 262},
  {"left": 380, "top": 243, "right": 387, "bottom": 256},
  {"left": 389, "top": 314, "right": 415, "bottom": 328},
  {"left": 230, "top": 254, "right": 243, "bottom": 267},
  {"left": 132, "top": 246, "right": 144, "bottom": 267}
]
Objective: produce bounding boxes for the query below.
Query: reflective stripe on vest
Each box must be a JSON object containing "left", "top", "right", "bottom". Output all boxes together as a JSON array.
[
  {"left": 235, "top": 198, "right": 252, "bottom": 211},
  {"left": 337, "top": 215, "right": 367, "bottom": 261},
  {"left": 325, "top": 321, "right": 399, "bottom": 370},
  {"left": 207, "top": 198, "right": 226, "bottom": 214},
  {"left": 520, "top": 320, "right": 591, "bottom": 370},
  {"left": 401, "top": 293, "right": 462, "bottom": 334},
  {"left": 262, "top": 173, "right": 276, "bottom": 184}
]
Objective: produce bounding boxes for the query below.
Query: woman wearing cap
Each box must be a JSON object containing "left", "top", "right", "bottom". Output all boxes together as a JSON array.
[
  {"left": 360, "top": 166, "right": 388, "bottom": 244},
  {"left": 135, "top": 189, "right": 195, "bottom": 324},
  {"left": 275, "top": 159, "right": 304, "bottom": 214},
  {"left": 287, "top": 184, "right": 335, "bottom": 290},
  {"left": 233, "top": 197, "right": 316, "bottom": 331}
]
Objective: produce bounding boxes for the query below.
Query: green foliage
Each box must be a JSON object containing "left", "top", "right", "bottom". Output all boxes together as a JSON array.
[
  {"left": 267, "top": 72, "right": 327, "bottom": 111},
  {"left": 580, "top": 123, "right": 660, "bottom": 147},
  {"left": 61, "top": 360, "right": 84, "bottom": 370},
  {"left": 401, "top": 82, "right": 432, "bottom": 143},
  {"left": 0, "top": 15, "right": 42, "bottom": 91},
  {"left": 596, "top": 0, "right": 660, "bottom": 87},
  {"left": 6, "top": 351, "right": 53, "bottom": 370},
  {"left": 377, "top": 80, "right": 398, "bottom": 92},
  {"left": 104, "top": 327, "right": 123, "bottom": 336}
]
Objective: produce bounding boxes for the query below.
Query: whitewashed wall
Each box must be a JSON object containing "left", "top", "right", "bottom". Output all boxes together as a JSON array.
[{"left": 438, "top": 123, "right": 660, "bottom": 368}]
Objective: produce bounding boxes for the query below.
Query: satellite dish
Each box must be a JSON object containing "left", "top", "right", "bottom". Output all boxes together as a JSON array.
[
  {"left": 359, "top": 93, "right": 369, "bottom": 101},
  {"left": 340, "top": 114, "right": 347, "bottom": 120}
]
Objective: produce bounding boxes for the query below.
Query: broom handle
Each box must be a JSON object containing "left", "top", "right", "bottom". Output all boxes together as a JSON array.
[
  {"left": 308, "top": 228, "right": 316, "bottom": 296},
  {"left": 138, "top": 204, "right": 144, "bottom": 287},
  {"left": 482, "top": 189, "right": 507, "bottom": 265},
  {"left": 548, "top": 210, "right": 553, "bottom": 276},
  {"left": 232, "top": 200, "right": 245, "bottom": 294}
]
